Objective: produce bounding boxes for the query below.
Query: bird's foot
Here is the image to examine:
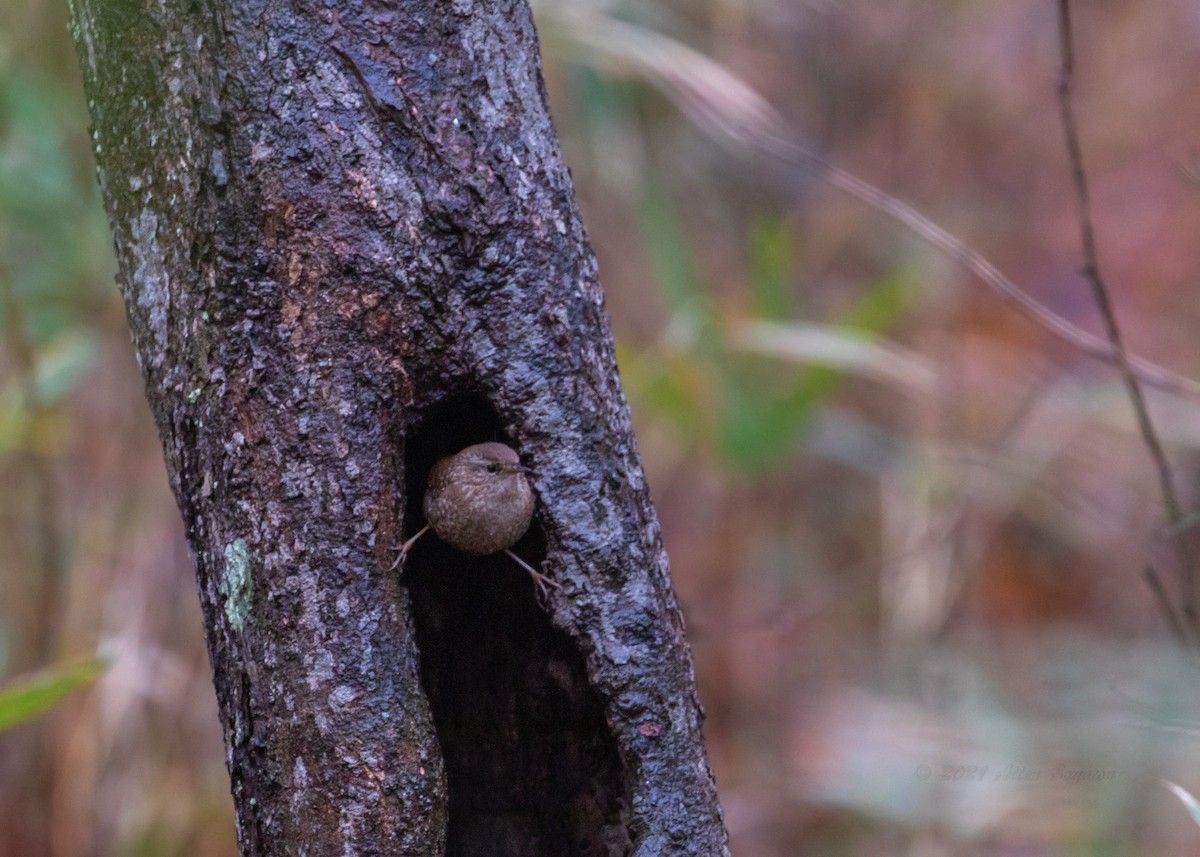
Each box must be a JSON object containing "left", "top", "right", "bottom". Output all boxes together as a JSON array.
[
  {"left": 504, "top": 549, "right": 561, "bottom": 603},
  {"left": 390, "top": 525, "right": 430, "bottom": 572}
]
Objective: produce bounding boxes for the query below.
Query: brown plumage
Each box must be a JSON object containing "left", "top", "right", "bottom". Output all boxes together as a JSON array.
[{"left": 393, "top": 442, "right": 558, "bottom": 597}]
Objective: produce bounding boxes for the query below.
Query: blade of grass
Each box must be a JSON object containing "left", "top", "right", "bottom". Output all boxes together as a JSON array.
[
  {"left": 0, "top": 656, "right": 107, "bottom": 731},
  {"left": 1162, "top": 780, "right": 1200, "bottom": 828}
]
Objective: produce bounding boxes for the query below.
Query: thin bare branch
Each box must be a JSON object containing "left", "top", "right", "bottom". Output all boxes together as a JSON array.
[
  {"left": 1145, "top": 567, "right": 1190, "bottom": 647},
  {"left": 753, "top": 131, "right": 1200, "bottom": 400},
  {"left": 1056, "top": 0, "right": 1197, "bottom": 640}
]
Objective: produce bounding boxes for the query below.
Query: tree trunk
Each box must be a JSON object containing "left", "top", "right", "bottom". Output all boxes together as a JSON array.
[{"left": 69, "top": 0, "right": 729, "bottom": 854}]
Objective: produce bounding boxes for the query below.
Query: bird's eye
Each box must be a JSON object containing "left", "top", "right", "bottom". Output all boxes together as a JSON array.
[{"left": 485, "top": 463, "right": 500, "bottom": 474}]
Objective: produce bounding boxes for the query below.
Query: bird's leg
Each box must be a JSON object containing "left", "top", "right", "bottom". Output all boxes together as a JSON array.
[
  {"left": 504, "top": 549, "right": 561, "bottom": 600},
  {"left": 390, "top": 525, "right": 430, "bottom": 571}
]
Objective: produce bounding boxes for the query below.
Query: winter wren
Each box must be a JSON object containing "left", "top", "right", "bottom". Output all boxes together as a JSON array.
[{"left": 393, "top": 442, "right": 558, "bottom": 597}]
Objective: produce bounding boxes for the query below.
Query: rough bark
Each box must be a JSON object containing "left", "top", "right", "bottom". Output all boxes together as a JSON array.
[{"left": 69, "top": 0, "right": 729, "bottom": 854}]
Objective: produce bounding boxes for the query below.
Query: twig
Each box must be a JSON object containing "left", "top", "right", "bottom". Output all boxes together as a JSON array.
[
  {"left": 1056, "top": 0, "right": 1196, "bottom": 641},
  {"left": 1144, "top": 567, "right": 1189, "bottom": 647}
]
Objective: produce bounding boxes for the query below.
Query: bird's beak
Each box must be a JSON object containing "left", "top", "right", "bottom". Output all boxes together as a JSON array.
[{"left": 512, "top": 463, "right": 532, "bottom": 473}]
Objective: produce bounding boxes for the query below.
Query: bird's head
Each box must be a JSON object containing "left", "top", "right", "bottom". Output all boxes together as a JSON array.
[{"left": 454, "top": 442, "right": 531, "bottom": 481}]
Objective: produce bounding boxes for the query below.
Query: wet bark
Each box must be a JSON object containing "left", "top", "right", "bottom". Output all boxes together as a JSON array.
[{"left": 69, "top": 0, "right": 729, "bottom": 854}]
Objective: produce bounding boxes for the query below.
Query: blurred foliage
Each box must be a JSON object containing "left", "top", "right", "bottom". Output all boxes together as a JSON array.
[
  {"left": 621, "top": 174, "right": 922, "bottom": 473},
  {"left": 0, "top": 68, "right": 114, "bottom": 461},
  {"left": 0, "top": 71, "right": 115, "bottom": 338}
]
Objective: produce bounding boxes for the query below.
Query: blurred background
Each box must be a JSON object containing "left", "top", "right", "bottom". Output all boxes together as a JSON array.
[{"left": 6, "top": 0, "right": 1200, "bottom": 854}]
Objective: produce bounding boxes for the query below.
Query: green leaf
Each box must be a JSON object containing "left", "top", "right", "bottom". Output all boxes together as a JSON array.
[
  {"left": 0, "top": 656, "right": 107, "bottom": 731},
  {"left": 838, "top": 267, "right": 919, "bottom": 333},
  {"left": 747, "top": 214, "right": 793, "bottom": 320},
  {"left": 716, "top": 268, "right": 920, "bottom": 473},
  {"left": 638, "top": 179, "right": 714, "bottom": 341},
  {"left": 717, "top": 358, "right": 810, "bottom": 471},
  {"left": 0, "top": 386, "right": 31, "bottom": 452},
  {"left": 616, "top": 337, "right": 713, "bottom": 448}
]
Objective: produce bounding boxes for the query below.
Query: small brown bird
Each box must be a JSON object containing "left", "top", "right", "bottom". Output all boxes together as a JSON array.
[{"left": 393, "top": 442, "right": 558, "bottom": 597}]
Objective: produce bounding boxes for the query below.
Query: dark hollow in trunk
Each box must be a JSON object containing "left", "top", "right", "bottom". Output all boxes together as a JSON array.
[{"left": 405, "top": 397, "right": 630, "bottom": 856}]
